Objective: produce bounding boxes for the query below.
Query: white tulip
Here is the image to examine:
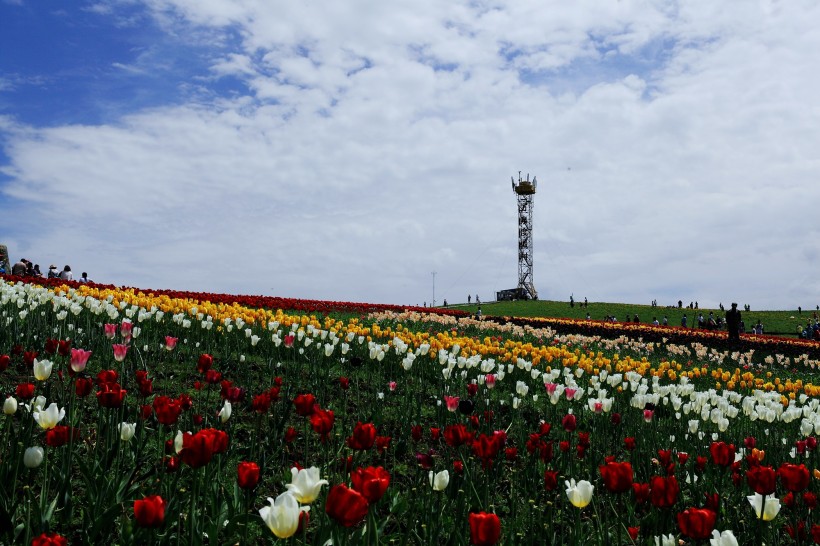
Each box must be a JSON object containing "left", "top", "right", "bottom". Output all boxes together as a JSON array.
[
  {"left": 24, "top": 446, "right": 44, "bottom": 468},
  {"left": 429, "top": 470, "right": 449, "bottom": 491},
  {"left": 218, "top": 400, "right": 232, "bottom": 423},
  {"left": 33, "top": 359, "right": 53, "bottom": 381},
  {"left": 286, "top": 466, "right": 329, "bottom": 504},
  {"left": 119, "top": 422, "right": 136, "bottom": 442},
  {"left": 3, "top": 396, "right": 17, "bottom": 415},
  {"left": 33, "top": 402, "right": 65, "bottom": 430}
]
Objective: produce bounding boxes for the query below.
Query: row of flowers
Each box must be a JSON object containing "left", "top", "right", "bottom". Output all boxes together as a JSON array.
[
  {"left": 491, "top": 315, "right": 820, "bottom": 359},
  {"left": 0, "top": 274, "right": 469, "bottom": 318}
]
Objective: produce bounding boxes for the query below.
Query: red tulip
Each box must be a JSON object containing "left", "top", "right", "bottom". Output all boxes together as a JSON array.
[
  {"left": 704, "top": 492, "right": 719, "bottom": 512},
  {"left": 310, "top": 407, "right": 335, "bottom": 443},
  {"left": 444, "top": 424, "right": 472, "bottom": 447},
  {"left": 23, "top": 350, "right": 38, "bottom": 367},
  {"left": 778, "top": 463, "right": 810, "bottom": 492},
  {"left": 252, "top": 392, "right": 273, "bottom": 413},
  {"left": 45, "top": 426, "right": 80, "bottom": 448},
  {"left": 325, "top": 484, "right": 369, "bottom": 527},
  {"left": 469, "top": 512, "right": 501, "bottom": 546},
  {"left": 204, "top": 369, "right": 222, "bottom": 384},
  {"left": 96, "top": 369, "right": 119, "bottom": 386},
  {"left": 561, "top": 413, "right": 577, "bottom": 432},
  {"left": 74, "top": 377, "right": 93, "bottom": 398},
  {"left": 347, "top": 422, "right": 377, "bottom": 450},
  {"left": 135, "top": 370, "right": 153, "bottom": 397},
  {"left": 134, "top": 495, "right": 166, "bottom": 528},
  {"left": 139, "top": 404, "right": 153, "bottom": 420},
  {"left": 632, "top": 482, "right": 650, "bottom": 504},
  {"left": 164, "top": 336, "right": 178, "bottom": 350},
  {"left": 746, "top": 465, "right": 776, "bottom": 495},
  {"left": 375, "top": 435, "right": 391, "bottom": 454},
  {"left": 179, "top": 428, "right": 229, "bottom": 468},
  {"left": 676, "top": 507, "right": 716, "bottom": 540},
  {"left": 45, "top": 339, "right": 59, "bottom": 354},
  {"left": 293, "top": 394, "right": 316, "bottom": 416},
  {"left": 16, "top": 383, "right": 35, "bottom": 400},
  {"left": 96, "top": 382, "right": 127, "bottom": 408},
  {"left": 709, "top": 441, "right": 735, "bottom": 467},
  {"left": 0, "top": 354, "right": 9, "bottom": 372},
  {"left": 351, "top": 466, "right": 391, "bottom": 503},
  {"left": 472, "top": 433, "right": 503, "bottom": 467},
  {"left": 544, "top": 470, "right": 558, "bottom": 491},
  {"left": 153, "top": 396, "right": 183, "bottom": 426},
  {"left": 31, "top": 532, "right": 68, "bottom": 546},
  {"left": 649, "top": 475, "right": 680, "bottom": 508},
  {"left": 197, "top": 353, "right": 213, "bottom": 373},
  {"left": 599, "top": 461, "right": 633, "bottom": 494},
  {"left": 237, "top": 461, "right": 260, "bottom": 490}
]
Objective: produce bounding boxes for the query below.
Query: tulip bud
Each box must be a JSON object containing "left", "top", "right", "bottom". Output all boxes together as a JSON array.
[
  {"left": 429, "top": 469, "right": 450, "bottom": 491},
  {"left": 218, "top": 400, "right": 232, "bottom": 423},
  {"left": 24, "top": 446, "right": 44, "bottom": 468},
  {"left": 3, "top": 396, "right": 17, "bottom": 415},
  {"left": 119, "top": 422, "right": 136, "bottom": 442}
]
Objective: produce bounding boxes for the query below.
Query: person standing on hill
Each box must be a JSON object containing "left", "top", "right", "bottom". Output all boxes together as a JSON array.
[
  {"left": 11, "top": 259, "right": 26, "bottom": 276},
  {"left": 726, "top": 303, "right": 742, "bottom": 343}
]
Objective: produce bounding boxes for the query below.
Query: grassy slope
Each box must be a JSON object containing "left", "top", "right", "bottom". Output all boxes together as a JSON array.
[{"left": 449, "top": 299, "right": 819, "bottom": 338}]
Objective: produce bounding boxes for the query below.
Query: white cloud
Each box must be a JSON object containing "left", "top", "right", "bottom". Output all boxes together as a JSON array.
[{"left": 1, "top": 1, "right": 819, "bottom": 309}]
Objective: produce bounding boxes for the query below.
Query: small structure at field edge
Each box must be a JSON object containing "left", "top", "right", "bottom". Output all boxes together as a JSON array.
[{"left": 497, "top": 173, "right": 538, "bottom": 301}]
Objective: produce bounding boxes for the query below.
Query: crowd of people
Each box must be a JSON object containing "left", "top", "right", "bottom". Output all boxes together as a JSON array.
[{"left": 0, "top": 257, "right": 91, "bottom": 283}]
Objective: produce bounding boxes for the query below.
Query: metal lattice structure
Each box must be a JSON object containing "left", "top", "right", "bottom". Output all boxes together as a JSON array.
[{"left": 511, "top": 172, "right": 538, "bottom": 300}]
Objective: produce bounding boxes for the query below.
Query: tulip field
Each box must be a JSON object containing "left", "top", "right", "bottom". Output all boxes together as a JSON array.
[{"left": 4, "top": 278, "right": 820, "bottom": 545}]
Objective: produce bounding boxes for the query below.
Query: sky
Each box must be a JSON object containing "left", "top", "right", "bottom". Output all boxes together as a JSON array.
[{"left": 1, "top": 0, "right": 818, "bottom": 310}]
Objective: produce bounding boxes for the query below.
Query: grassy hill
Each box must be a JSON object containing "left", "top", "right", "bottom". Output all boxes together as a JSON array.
[{"left": 450, "top": 299, "right": 818, "bottom": 338}]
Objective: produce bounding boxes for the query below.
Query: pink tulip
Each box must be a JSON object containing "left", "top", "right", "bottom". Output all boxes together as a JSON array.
[
  {"left": 444, "top": 395, "right": 460, "bottom": 412},
  {"left": 565, "top": 388, "right": 577, "bottom": 400},
  {"left": 388, "top": 381, "right": 397, "bottom": 392},
  {"left": 113, "top": 344, "right": 128, "bottom": 363},
  {"left": 284, "top": 334, "right": 295, "bottom": 348},
  {"left": 544, "top": 383, "right": 557, "bottom": 395},
  {"left": 120, "top": 321, "right": 133, "bottom": 337},
  {"left": 643, "top": 409, "right": 654, "bottom": 423},
  {"left": 104, "top": 324, "right": 117, "bottom": 339},
  {"left": 485, "top": 374, "right": 496, "bottom": 389},
  {"left": 70, "top": 348, "right": 92, "bottom": 373},
  {"left": 164, "top": 336, "right": 178, "bottom": 351}
]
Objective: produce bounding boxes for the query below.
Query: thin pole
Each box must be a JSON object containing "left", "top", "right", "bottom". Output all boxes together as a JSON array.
[{"left": 431, "top": 271, "right": 437, "bottom": 307}]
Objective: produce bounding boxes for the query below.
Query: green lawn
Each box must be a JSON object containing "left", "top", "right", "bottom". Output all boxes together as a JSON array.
[{"left": 448, "top": 299, "right": 819, "bottom": 338}]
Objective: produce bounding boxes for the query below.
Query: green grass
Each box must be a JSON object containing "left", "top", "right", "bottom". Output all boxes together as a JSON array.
[{"left": 449, "top": 299, "right": 820, "bottom": 338}]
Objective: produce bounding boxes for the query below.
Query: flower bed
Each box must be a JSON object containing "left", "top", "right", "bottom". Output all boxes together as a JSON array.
[{"left": 1, "top": 279, "right": 820, "bottom": 545}]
